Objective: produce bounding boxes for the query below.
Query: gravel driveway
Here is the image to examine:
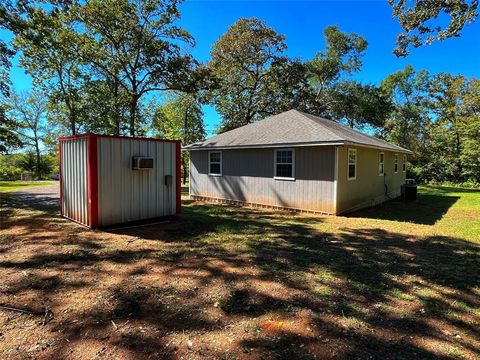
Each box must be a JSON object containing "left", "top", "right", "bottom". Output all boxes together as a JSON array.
[{"left": 2, "top": 183, "right": 60, "bottom": 211}]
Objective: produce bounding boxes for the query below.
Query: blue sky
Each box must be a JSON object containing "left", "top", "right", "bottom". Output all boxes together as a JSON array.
[{"left": 5, "top": 0, "right": 480, "bottom": 136}]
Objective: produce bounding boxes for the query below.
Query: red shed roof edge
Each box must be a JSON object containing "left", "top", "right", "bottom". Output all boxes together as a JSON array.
[{"left": 58, "top": 133, "right": 180, "bottom": 144}]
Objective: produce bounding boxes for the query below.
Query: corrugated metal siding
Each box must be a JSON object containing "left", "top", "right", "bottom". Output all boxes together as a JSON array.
[
  {"left": 190, "top": 146, "right": 336, "bottom": 213},
  {"left": 97, "top": 137, "right": 176, "bottom": 226},
  {"left": 61, "top": 138, "right": 89, "bottom": 225}
]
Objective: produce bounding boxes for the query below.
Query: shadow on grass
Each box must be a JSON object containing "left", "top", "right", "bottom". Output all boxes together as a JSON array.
[
  {"left": 346, "top": 187, "right": 461, "bottom": 225},
  {"left": 1, "top": 192, "right": 479, "bottom": 359}
]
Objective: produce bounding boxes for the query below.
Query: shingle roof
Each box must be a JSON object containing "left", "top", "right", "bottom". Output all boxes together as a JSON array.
[{"left": 184, "top": 109, "right": 412, "bottom": 153}]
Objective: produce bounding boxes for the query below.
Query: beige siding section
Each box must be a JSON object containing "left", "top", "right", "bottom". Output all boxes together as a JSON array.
[
  {"left": 97, "top": 137, "right": 176, "bottom": 226},
  {"left": 336, "top": 146, "right": 407, "bottom": 214},
  {"left": 190, "top": 146, "right": 335, "bottom": 213},
  {"left": 61, "top": 138, "right": 89, "bottom": 225}
]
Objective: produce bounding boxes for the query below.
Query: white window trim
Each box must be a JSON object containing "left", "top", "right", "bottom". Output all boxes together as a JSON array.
[
  {"left": 378, "top": 152, "right": 385, "bottom": 177},
  {"left": 347, "top": 148, "right": 357, "bottom": 181},
  {"left": 208, "top": 151, "right": 222, "bottom": 176},
  {"left": 394, "top": 153, "right": 399, "bottom": 174},
  {"left": 403, "top": 155, "right": 407, "bottom": 172},
  {"left": 274, "top": 148, "right": 295, "bottom": 181}
]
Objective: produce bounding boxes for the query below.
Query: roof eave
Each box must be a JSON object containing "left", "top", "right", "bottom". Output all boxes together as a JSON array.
[
  {"left": 183, "top": 141, "right": 413, "bottom": 154},
  {"left": 182, "top": 141, "right": 346, "bottom": 151},
  {"left": 343, "top": 141, "right": 413, "bottom": 154}
]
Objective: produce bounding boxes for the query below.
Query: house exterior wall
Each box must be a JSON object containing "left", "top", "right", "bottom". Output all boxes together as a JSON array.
[
  {"left": 336, "top": 146, "right": 407, "bottom": 214},
  {"left": 189, "top": 146, "right": 336, "bottom": 213},
  {"left": 60, "top": 136, "right": 89, "bottom": 225},
  {"left": 97, "top": 136, "right": 178, "bottom": 226}
]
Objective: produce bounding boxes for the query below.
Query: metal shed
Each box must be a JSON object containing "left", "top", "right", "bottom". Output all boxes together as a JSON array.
[{"left": 59, "top": 134, "right": 181, "bottom": 228}]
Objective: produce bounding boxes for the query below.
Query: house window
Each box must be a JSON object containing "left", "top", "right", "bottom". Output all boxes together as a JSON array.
[
  {"left": 208, "top": 151, "right": 222, "bottom": 176},
  {"left": 403, "top": 155, "right": 407, "bottom": 172},
  {"left": 348, "top": 148, "right": 356, "bottom": 180},
  {"left": 274, "top": 149, "right": 295, "bottom": 180},
  {"left": 394, "top": 154, "right": 398, "bottom": 173},
  {"left": 378, "top": 152, "right": 385, "bottom": 176}
]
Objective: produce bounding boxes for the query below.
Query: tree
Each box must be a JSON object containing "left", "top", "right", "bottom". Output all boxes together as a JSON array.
[
  {"left": 261, "top": 57, "right": 311, "bottom": 114},
  {"left": 207, "top": 17, "right": 287, "bottom": 132},
  {"left": 0, "top": 0, "right": 21, "bottom": 152},
  {"left": 13, "top": 5, "right": 87, "bottom": 135},
  {"left": 0, "top": 110, "right": 23, "bottom": 153},
  {"left": 7, "top": 90, "right": 49, "bottom": 179},
  {"left": 459, "top": 78, "right": 480, "bottom": 182},
  {"left": 0, "top": 0, "right": 17, "bottom": 97},
  {"left": 305, "top": 25, "right": 368, "bottom": 116},
  {"left": 152, "top": 92, "right": 205, "bottom": 183},
  {"left": 75, "top": 0, "right": 200, "bottom": 136},
  {"left": 390, "top": 0, "right": 479, "bottom": 56},
  {"left": 381, "top": 66, "right": 431, "bottom": 179},
  {"left": 328, "top": 81, "right": 392, "bottom": 129},
  {"left": 428, "top": 73, "right": 480, "bottom": 182}
]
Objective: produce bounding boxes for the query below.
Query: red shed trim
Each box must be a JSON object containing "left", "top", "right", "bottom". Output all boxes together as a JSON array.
[
  {"left": 58, "top": 141, "right": 63, "bottom": 216},
  {"left": 176, "top": 141, "right": 181, "bottom": 214},
  {"left": 87, "top": 134, "right": 98, "bottom": 228},
  {"left": 59, "top": 133, "right": 179, "bottom": 143}
]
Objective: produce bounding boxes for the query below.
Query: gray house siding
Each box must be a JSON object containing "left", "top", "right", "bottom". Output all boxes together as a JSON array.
[{"left": 190, "top": 146, "right": 336, "bottom": 213}]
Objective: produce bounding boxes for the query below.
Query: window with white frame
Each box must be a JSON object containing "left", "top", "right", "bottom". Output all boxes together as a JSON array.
[
  {"left": 378, "top": 152, "right": 385, "bottom": 176},
  {"left": 403, "top": 155, "right": 407, "bottom": 172},
  {"left": 394, "top": 154, "right": 398, "bottom": 173},
  {"left": 348, "top": 148, "right": 357, "bottom": 180},
  {"left": 208, "top": 151, "right": 222, "bottom": 176},
  {"left": 274, "top": 149, "right": 294, "bottom": 180}
]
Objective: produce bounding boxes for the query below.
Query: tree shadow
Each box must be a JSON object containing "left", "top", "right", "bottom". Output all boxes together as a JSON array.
[
  {"left": 1, "top": 191, "right": 479, "bottom": 359},
  {"left": 346, "top": 191, "right": 460, "bottom": 225}
]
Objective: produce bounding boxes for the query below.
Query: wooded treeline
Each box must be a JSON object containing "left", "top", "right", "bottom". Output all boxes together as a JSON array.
[{"left": 1, "top": 0, "right": 479, "bottom": 184}]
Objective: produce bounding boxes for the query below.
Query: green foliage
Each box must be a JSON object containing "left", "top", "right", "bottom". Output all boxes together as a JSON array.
[
  {"left": 13, "top": 4, "right": 86, "bottom": 135},
  {"left": 5, "top": 90, "right": 51, "bottom": 179},
  {"left": 0, "top": 104, "right": 22, "bottom": 153},
  {"left": 390, "top": 0, "right": 479, "bottom": 56},
  {"left": 207, "top": 17, "right": 287, "bottom": 132},
  {"left": 307, "top": 25, "right": 367, "bottom": 89},
  {"left": 152, "top": 92, "right": 205, "bottom": 183},
  {"left": 382, "top": 67, "right": 480, "bottom": 184},
  {"left": 0, "top": 152, "right": 57, "bottom": 180},
  {"left": 328, "top": 80, "right": 391, "bottom": 129},
  {"left": 207, "top": 21, "right": 388, "bottom": 133},
  {"left": 9, "top": 0, "right": 203, "bottom": 136},
  {"left": 428, "top": 74, "right": 480, "bottom": 182},
  {"left": 381, "top": 66, "right": 431, "bottom": 175},
  {"left": 75, "top": 0, "right": 200, "bottom": 135},
  {"left": 0, "top": 162, "right": 22, "bottom": 180}
]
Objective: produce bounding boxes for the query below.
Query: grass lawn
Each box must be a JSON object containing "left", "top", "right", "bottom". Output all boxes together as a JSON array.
[
  {"left": 0, "top": 181, "right": 55, "bottom": 193},
  {"left": 0, "top": 185, "right": 478, "bottom": 359}
]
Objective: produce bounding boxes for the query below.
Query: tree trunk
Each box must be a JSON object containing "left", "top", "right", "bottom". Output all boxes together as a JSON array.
[
  {"left": 182, "top": 155, "right": 188, "bottom": 185},
  {"left": 455, "top": 130, "right": 462, "bottom": 181},
  {"left": 129, "top": 94, "right": 138, "bottom": 136},
  {"left": 34, "top": 135, "right": 41, "bottom": 180},
  {"left": 113, "top": 74, "right": 120, "bottom": 135}
]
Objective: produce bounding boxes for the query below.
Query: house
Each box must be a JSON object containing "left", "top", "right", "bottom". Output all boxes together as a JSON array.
[{"left": 183, "top": 110, "right": 412, "bottom": 215}]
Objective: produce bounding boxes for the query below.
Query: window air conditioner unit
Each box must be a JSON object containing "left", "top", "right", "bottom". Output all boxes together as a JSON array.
[{"left": 132, "top": 157, "right": 154, "bottom": 170}]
